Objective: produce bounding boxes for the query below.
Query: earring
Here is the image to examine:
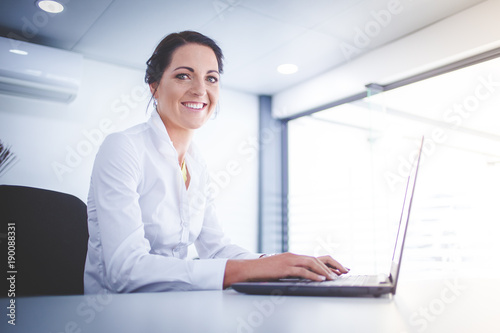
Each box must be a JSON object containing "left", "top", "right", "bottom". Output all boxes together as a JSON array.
[{"left": 153, "top": 98, "right": 158, "bottom": 110}]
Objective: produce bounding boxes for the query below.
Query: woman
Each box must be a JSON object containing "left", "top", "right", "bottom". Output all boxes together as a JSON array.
[{"left": 84, "top": 31, "right": 347, "bottom": 294}]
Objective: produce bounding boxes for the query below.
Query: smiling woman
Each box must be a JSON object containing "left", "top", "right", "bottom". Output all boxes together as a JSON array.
[
  {"left": 83, "top": 30, "right": 347, "bottom": 295},
  {"left": 152, "top": 44, "right": 220, "bottom": 148}
]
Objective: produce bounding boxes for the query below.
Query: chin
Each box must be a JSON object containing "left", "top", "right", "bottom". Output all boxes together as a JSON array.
[{"left": 186, "top": 118, "right": 210, "bottom": 130}]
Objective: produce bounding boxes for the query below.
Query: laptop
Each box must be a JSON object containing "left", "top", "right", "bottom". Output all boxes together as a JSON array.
[{"left": 232, "top": 137, "right": 424, "bottom": 297}]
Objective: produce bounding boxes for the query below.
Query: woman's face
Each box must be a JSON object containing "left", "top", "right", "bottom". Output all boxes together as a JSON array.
[{"left": 151, "top": 43, "right": 220, "bottom": 133}]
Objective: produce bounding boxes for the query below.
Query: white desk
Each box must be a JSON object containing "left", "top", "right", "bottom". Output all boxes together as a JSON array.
[{"left": 2, "top": 278, "right": 498, "bottom": 333}]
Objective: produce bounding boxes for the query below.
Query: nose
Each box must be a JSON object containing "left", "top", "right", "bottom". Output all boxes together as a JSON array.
[{"left": 190, "top": 77, "right": 206, "bottom": 97}]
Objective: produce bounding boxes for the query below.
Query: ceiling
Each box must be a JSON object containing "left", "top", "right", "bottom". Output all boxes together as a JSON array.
[{"left": 0, "top": 0, "right": 486, "bottom": 95}]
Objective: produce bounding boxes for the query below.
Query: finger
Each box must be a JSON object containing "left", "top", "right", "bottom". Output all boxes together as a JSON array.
[
  {"left": 288, "top": 267, "right": 327, "bottom": 282},
  {"left": 314, "top": 257, "right": 338, "bottom": 279},
  {"left": 321, "top": 256, "right": 348, "bottom": 273},
  {"left": 318, "top": 256, "right": 349, "bottom": 274},
  {"left": 296, "top": 256, "right": 337, "bottom": 280}
]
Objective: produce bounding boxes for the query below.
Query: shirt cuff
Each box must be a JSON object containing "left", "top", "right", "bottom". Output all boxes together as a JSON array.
[{"left": 191, "top": 258, "right": 228, "bottom": 290}]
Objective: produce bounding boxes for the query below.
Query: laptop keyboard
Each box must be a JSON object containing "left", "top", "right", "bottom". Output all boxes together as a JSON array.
[
  {"left": 293, "top": 274, "right": 383, "bottom": 287},
  {"left": 326, "top": 275, "right": 371, "bottom": 286}
]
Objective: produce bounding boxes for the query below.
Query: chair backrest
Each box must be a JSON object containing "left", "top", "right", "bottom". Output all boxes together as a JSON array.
[{"left": 0, "top": 185, "right": 88, "bottom": 296}]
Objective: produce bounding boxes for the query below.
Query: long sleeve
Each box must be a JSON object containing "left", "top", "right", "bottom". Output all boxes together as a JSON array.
[
  {"left": 85, "top": 132, "right": 229, "bottom": 293},
  {"left": 83, "top": 113, "right": 258, "bottom": 294}
]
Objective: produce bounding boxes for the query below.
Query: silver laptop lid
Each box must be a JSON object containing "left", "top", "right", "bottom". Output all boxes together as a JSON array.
[{"left": 389, "top": 137, "right": 424, "bottom": 292}]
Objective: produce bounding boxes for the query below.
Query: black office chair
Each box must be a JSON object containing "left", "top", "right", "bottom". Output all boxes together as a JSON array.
[{"left": 0, "top": 185, "right": 89, "bottom": 296}]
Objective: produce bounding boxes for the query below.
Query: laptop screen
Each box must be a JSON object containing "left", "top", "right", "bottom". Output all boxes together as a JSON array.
[{"left": 389, "top": 137, "right": 423, "bottom": 288}]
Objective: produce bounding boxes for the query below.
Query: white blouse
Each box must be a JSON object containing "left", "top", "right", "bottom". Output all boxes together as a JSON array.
[{"left": 84, "top": 111, "right": 259, "bottom": 294}]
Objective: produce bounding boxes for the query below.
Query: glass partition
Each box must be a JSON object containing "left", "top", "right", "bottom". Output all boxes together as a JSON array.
[{"left": 287, "top": 55, "right": 500, "bottom": 279}]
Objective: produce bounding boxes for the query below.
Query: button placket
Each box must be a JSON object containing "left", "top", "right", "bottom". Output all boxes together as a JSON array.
[{"left": 179, "top": 181, "right": 190, "bottom": 245}]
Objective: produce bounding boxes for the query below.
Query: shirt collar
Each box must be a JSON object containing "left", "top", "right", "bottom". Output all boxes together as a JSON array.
[
  {"left": 147, "top": 110, "right": 205, "bottom": 168},
  {"left": 149, "top": 110, "right": 173, "bottom": 144}
]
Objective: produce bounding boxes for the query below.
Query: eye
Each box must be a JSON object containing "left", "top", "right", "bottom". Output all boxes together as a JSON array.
[
  {"left": 176, "top": 73, "right": 190, "bottom": 80},
  {"left": 207, "top": 76, "right": 218, "bottom": 84}
]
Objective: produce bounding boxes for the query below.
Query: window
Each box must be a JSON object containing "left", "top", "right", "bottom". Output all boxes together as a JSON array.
[{"left": 286, "top": 56, "right": 500, "bottom": 279}]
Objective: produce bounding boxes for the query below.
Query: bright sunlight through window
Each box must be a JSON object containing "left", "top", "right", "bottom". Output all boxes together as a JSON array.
[{"left": 287, "top": 56, "right": 500, "bottom": 280}]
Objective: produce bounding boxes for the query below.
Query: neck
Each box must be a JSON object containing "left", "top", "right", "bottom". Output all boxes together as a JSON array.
[
  {"left": 170, "top": 131, "right": 192, "bottom": 165},
  {"left": 157, "top": 114, "right": 194, "bottom": 165}
]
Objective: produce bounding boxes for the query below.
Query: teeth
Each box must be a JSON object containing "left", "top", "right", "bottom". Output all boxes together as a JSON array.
[{"left": 183, "top": 102, "right": 204, "bottom": 109}]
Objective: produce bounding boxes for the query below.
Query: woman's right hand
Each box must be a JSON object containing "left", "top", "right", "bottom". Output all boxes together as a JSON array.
[{"left": 223, "top": 252, "right": 348, "bottom": 289}]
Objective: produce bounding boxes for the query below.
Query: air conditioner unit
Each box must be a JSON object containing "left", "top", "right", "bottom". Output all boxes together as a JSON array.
[{"left": 0, "top": 36, "right": 82, "bottom": 103}]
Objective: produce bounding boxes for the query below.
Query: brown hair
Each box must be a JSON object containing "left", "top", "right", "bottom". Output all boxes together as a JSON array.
[{"left": 145, "top": 30, "right": 224, "bottom": 89}]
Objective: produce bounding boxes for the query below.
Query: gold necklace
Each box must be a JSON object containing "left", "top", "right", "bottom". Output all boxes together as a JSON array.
[{"left": 181, "top": 160, "right": 187, "bottom": 182}]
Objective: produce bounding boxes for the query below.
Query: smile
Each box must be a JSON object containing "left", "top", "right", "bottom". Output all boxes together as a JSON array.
[{"left": 182, "top": 102, "right": 207, "bottom": 110}]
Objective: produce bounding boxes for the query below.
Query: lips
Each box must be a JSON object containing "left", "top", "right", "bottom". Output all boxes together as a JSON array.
[{"left": 181, "top": 102, "right": 207, "bottom": 110}]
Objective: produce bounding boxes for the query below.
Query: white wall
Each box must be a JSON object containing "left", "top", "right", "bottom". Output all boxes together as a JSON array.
[
  {"left": 196, "top": 88, "right": 259, "bottom": 252},
  {"left": 273, "top": 0, "right": 500, "bottom": 118},
  {"left": 0, "top": 57, "right": 259, "bottom": 252}
]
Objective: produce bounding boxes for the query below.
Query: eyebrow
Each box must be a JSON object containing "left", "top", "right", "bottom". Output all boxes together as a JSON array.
[{"left": 173, "top": 66, "right": 219, "bottom": 75}]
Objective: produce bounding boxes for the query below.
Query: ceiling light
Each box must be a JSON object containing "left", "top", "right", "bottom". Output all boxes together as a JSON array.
[
  {"left": 9, "top": 49, "right": 28, "bottom": 56},
  {"left": 36, "top": 0, "right": 64, "bottom": 14},
  {"left": 277, "top": 64, "right": 298, "bottom": 75}
]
